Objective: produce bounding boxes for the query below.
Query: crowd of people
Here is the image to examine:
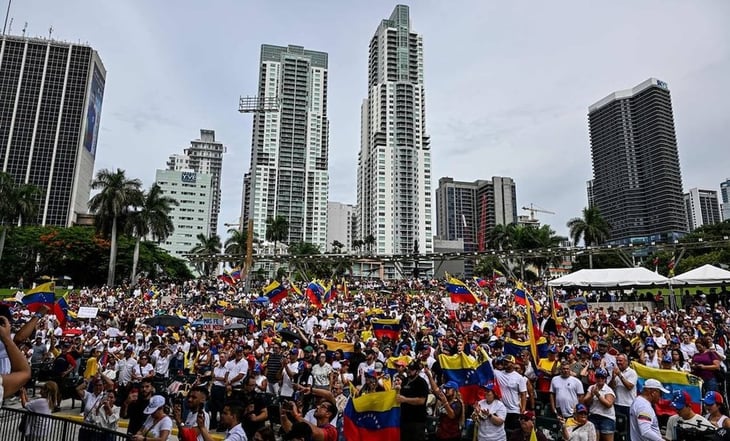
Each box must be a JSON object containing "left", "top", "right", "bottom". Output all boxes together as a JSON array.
[{"left": 2, "top": 277, "right": 730, "bottom": 441}]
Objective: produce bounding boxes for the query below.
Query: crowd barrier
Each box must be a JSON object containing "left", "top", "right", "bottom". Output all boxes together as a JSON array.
[{"left": 0, "top": 406, "right": 128, "bottom": 441}]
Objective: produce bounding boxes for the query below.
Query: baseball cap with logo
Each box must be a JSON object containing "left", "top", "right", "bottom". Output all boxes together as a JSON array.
[
  {"left": 703, "top": 391, "right": 724, "bottom": 406},
  {"left": 143, "top": 395, "right": 166, "bottom": 414},
  {"left": 671, "top": 391, "right": 691, "bottom": 410}
]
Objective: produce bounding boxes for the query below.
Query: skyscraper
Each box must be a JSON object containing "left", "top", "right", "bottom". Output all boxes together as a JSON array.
[
  {"left": 167, "top": 129, "right": 225, "bottom": 236},
  {"left": 0, "top": 35, "right": 105, "bottom": 226},
  {"left": 684, "top": 188, "right": 721, "bottom": 230},
  {"left": 356, "top": 5, "right": 432, "bottom": 277},
  {"left": 326, "top": 201, "right": 355, "bottom": 253},
  {"left": 154, "top": 168, "right": 214, "bottom": 264},
  {"left": 721, "top": 179, "right": 730, "bottom": 221},
  {"left": 436, "top": 177, "right": 517, "bottom": 253},
  {"left": 242, "top": 44, "right": 329, "bottom": 250},
  {"left": 588, "top": 78, "right": 687, "bottom": 244}
]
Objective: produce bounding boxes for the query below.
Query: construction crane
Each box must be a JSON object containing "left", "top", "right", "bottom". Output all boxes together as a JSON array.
[{"left": 521, "top": 203, "right": 555, "bottom": 223}]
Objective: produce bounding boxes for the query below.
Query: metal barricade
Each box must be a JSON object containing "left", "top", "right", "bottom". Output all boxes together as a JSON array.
[{"left": 0, "top": 406, "right": 128, "bottom": 441}]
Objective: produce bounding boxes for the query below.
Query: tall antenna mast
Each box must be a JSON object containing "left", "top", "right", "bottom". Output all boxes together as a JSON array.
[
  {"left": 2, "top": 0, "right": 12, "bottom": 36},
  {"left": 48, "top": 25, "right": 53, "bottom": 39},
  {"left": 21, "top": 21, "right": 26, "bottom": 37}
]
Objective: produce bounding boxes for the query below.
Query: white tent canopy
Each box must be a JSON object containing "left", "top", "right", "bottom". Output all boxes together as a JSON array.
[
  {"left": 548, "top": 267, "right": 669, "bottom": 288},
  {"left": 670, "top": 264, "right": 730, "bottom": 285}
]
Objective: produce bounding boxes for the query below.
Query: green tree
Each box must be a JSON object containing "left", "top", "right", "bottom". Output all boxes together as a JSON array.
[
  {"left": 224, "top": 227, "right": 252, "bottom": 269},
  {"left": 331, "top": 240, "right": 344, "bottom": 254},
  {"left": 189, "top": 233, "right": 222, "bottom": 277},
  {"left": 288, "top": 241, "right": 327, "bottom": 279},
  {"left": 265, "top": 215, "right": 289, "bottom": 254},
  {"left": 567, "top": 206, "right": 611, "bottom": 269},
  {"left": 88, "top": 169, "right": 143, "bottom": 286},
  {"left": 0, "top": 172, "right": 41, "bottom": 265},
  {"left": 352, "top": 239, "right": 364, "bottom": 254},
  {"left": 127, "top": 183, "right": 178, "bottom": 284},
  {"left": 364, "top": 234, "right": 376, "bottom": 254}
]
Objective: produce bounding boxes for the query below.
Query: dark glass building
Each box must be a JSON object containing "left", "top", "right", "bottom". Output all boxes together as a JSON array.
[
  {"left": 588, "top": 78, "right": 687, "bottom": 245},
  {"left": 0, "top": 35, "right": 105, "bottom": 226}
]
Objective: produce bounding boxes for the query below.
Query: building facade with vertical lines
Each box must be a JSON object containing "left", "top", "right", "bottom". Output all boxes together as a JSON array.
[
  {"left": 588, "top": 78, "right": 687, "bottom": 245},
  {"left": 356, "top": 5, "right": 432, "bottom": 278},
  {"left": 241, "top": 44, "right": 329, "bottom": 250},
  {"left": 0, "top": 35, "right": 105, "bottom": 226},
  {"left": 684, "top": 188, "right": 721, "bottom": 231}
]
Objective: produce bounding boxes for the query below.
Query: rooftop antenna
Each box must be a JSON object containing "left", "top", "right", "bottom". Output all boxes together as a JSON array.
[
  {"left": 2, "top": 0, "right": 11, "bottom": 35},
  {"left": 48, "top": 25, "right": 53, "bottom": 39},
  {"left": 21, "top": 21, "right": 26, "bottom": 37}
]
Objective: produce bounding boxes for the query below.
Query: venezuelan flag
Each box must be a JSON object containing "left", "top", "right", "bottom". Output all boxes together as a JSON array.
[
  {"left": 263, "top": 281, "right": 287, "bottom": 304},
  {"left": 445, "top": 274, "right": 479, "bottom": 304},
  {"left": 287, "top": 280, "right": 302, "bottom": 298},
  {"left": 323, "top": 283, "right": 337, "bottom": 303},
  {"left": 371, "top": 318, "right": 401, "bottom": 340},
  {"left": 473, "top": 277, "right": 489, "bottom": 288},
  {"left": 438, "top": 352, "right": 497, "bottom": 405},
  {"left": 343, "top": 390, "right": 400, "bottom": 441},
  {"left": 322, "top": 340, "right": 355, "bottom": 359},
  {"left": 384, "top": 355, "right": 412, "bottom": 377},
  {"left": 230, "top": 267, "right": 242, "bottom": 281},
  {"left": 306, "top": 281, "right": 325, "bottom": 308},
  {"left": 217, "top": 273, "right": 235, "bottom": 287},
  {"left": 54, "top": 295, "right": 71, "bottom": 328},
  {"left": 22, "top": 283, "right": 56, "bottom": 312},
  {"left": 631, "top": 361, "right": 703, "bottom": 415},
  {"left": 503, "top": 337, "right": 549, "bottom": 359}
]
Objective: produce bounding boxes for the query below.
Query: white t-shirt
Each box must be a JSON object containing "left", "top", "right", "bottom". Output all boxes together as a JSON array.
[
  {"left": 183, "top": 409, "right": 211, "bottom": 441},
  {"left": 665, "top": 414, "right": 714, "bottom": 440},
  {"left": 550, "top": 375, "right": 584, "bottom": 416},
  {"left": 476, "top": 399, "right": 507, "bottom": 441},
  {"left": 629, "top": 395, "right": 662, "bottom": 441},
  {"left": 280, "top": 361, "right": 299, "bottom": 398},
  {"left": 141, "top": 415, "right": 173, "bottom": 438},
  {"left": 612, "top": 367, "right": 638, "bottom": 407},
  {"left": 494, "top": 369, "right": 527, "bottom": 414},
  {"left": 586, "top": 383, "right": 615, "bottom": 420}
]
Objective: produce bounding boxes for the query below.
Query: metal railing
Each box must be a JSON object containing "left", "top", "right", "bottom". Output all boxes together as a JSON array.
[{"left": 0, "top": 406, "right": 128, "bottom": 441}]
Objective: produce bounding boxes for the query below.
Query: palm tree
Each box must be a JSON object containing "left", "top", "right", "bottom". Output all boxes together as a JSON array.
[
  {"left": 331, "top": 240, "right": 344, "bottom": 254},
  {"left": 351, "top": 239, "right": 364, "bottom": 254},
  {"left": 88, "top": 169, "right": 143, "bottom": 286},
  {"left": 189, "top": 233, "right": 222, "bottom": 277},
  {"left": 265, "top": 215, "right": 289, "bottom": 254},
  {"left": 127, "top": 184, "right": 178, "bottom": 285},
  {"left": 0, "top": 172, "right": 40, "bottom": 264},
  {"left": 364, "top": 234, "right": 376, "bottom": 254},
  {"left": 567, "top": 206, "right": 611, "bottom": 269},
  {"left": 225, "top": 227, "right": 257, "bottom": 268}
]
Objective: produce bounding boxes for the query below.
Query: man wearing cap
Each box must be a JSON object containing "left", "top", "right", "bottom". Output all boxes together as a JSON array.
[
  {"left": 397, "top": 360, "right": 429, "bottom": 441},
  {"left": 509, "top": 411, "right": 548, "bottom": 441},
  {"left": 665, "top": 390, "right": 713, "bottom": 440},
  {"left": 494, "top": 354, "right": 527, "bottom": 433},
  {"left": 629, "top": 379, "right": 669, "bottom": 441}
]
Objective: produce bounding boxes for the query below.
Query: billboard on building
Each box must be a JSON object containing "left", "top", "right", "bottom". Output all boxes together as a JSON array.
[{"left": 83, "top": 63, "right": 105, "bottom": 156}]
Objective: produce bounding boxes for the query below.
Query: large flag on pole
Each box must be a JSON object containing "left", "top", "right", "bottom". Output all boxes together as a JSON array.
[
  {"left": 631, "top": 361, "right": 703, "bottom": 416},
  {"left": 525, "top": 298, "right": 541, "bottom": 361},
  {"left": 445, "top": 274, "right": 479, "bottom": 304},
  {"left": 262, "top": 281, "right": 287, "bottom": 304},
  {"left": 343, "top": 390, "right": 401, "bottom": 441},
  {"left": 21, "top": 283, "right": 56, "bottom": 312}
]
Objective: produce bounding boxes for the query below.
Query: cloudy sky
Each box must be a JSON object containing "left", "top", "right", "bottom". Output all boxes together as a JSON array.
[{"left": 8, "top": 0, "right": 730, "bottom": 239}]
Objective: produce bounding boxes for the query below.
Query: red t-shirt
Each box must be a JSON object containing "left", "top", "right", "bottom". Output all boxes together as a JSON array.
[{"left": 318, "top": 423, "right": 338, "bottom": 441}]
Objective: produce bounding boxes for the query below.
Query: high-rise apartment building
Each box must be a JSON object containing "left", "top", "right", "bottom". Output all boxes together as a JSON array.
[
  {"left": 684, "top": 188, "right": 721, "bottom": 230},
  {"left": 167, "top": 129, "right": 225, "bottom": 236},
  {"left": 436, "top": 177, "right": 517, "bottom": 253},
  {"left": 326, "top": 202, "right": 355, "bottom": 253},
  {"left": 154, "top": 169, "right": 213, "bottom": 265},
  {"left": 588, "top": 78, "right": 687, "bottom": 244},
  {"left": 0, "top": 35, "right": 105, "bottom": 226},
  {"left": 586, "top": 180, "right": 595, "bottom": 208},
  {"left": 241, "top": 44, "right": 329, "bottom": 250},
  {"left": 721, "top": 179, "right": 730, "bottom": 221},
  {"left": 356, "top": 5, "right": 432, "bottom": 277}
]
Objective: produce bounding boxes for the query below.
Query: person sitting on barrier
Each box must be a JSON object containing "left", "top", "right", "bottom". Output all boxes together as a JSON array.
[{"left": 0, "top": 316, "right": 31, "bottom": 401}]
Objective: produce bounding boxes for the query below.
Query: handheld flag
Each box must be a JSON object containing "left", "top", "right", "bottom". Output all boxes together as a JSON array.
[
  {"left": 525, "top": 298, "right": 542, "bottom": 361},
  {"left": 21, "top": 283, "right": 56, "bottom": 312},
  {"left": 323, "top": 283, "right": 338, "bottom": 303},
  {"left": 263, "top": 281, "right": 287, "bottom": 304},
  {"left": 445, "top": 274, "right": 479, "bottom": 304},
  {"left": 371, "top": 318, "right": 401, "bottom": 340},
  {"left": 631, "top": 361, "right": 702, "bottom": 415},
  {"left": 322, "top": 340, "right": 355, "bottom": 359},
  {"left": 306, "top": 281, "right": 325, "bottom": 308},
  {"left": 54, "top": 295, "right": 71, "bottom": 329},
  {"left": 438, "top": 351, "right": 499, "bottom": 405},
  {"left": 473, "top": 277, "right": 489, "bottom": 288},
  {"left": 343, "top": 390, "right": 401, "bottom": 441}
]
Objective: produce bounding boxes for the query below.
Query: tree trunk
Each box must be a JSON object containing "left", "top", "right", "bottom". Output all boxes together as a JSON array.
[
  {"left": 107, "top": 216, "right": 118, "bottom": 287},
  {"left": 0, "top": 226, "right": 6, "bottom": 264},
  {"left": 130, "top": 235, "right": 141, "bottom": 286}
]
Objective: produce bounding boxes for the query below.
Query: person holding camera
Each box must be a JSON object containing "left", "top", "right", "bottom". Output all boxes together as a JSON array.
[{"left": 173, "top": 385, "right": 210, "bottom": 441}]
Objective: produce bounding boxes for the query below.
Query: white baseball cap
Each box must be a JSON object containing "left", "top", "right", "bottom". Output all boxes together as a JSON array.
[
  {"left": 643, "top": 379, "right": 669, "bottom": 393},
  {"left": 143, "top": 395, "right": 166, "bottom": 414}
]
